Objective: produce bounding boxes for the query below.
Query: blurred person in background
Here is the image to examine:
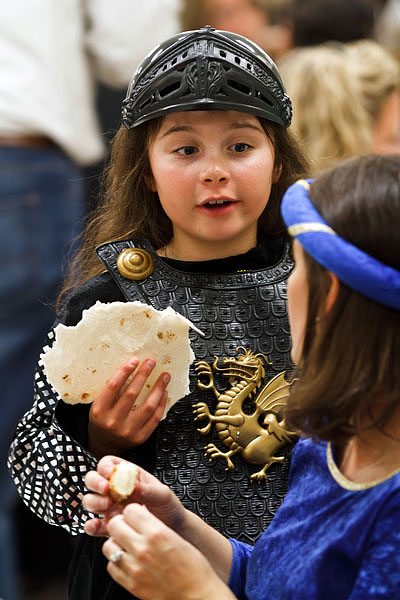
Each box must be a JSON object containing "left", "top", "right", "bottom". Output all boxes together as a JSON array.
[
  {"left": 0, "top": 1, "right": 179, "bottom": 598},
  {"left": 278, "top": 40, "right": 400, "bottom": 174},
  {"left": 375, "top": 0, "right": 400, "bottom": 63},
  {"left": 290, "top": 0, "right": 377, "bottom": 47},
  {"left": 179, "top": 0, "right": 293, "bottom": 60}
]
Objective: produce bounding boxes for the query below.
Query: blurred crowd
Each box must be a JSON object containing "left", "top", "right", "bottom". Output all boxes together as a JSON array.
[{"left": 0, "top": 0, "right": 398, "bottom": 598}]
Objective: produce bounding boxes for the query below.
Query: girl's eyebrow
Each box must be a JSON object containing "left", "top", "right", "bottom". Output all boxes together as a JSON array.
[{"left": 161, "top": 121, "right": 264, "bottom": 138}]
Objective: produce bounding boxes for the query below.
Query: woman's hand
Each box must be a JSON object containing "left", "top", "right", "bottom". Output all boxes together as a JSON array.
[
  {"left": 83, "top": 455, "right": 186, "bottom": 538},
  {"left": 88, "top": 357, "right": 170, "bottom": 457},
  {"left": 103, "top": 505, "right": 236, "bottom": 600}
]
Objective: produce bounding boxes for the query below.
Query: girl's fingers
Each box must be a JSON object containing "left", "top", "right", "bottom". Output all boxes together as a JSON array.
[
  {"left": 95, "top": 357, "right": 140, "bottom": 408},
  {"left": 114, "top": 369, "right": 170, "bottom": 439},
  {"left": 116, "top": 358, "right": 157, "bottom": 415},
  {"left": 127, "top": 371, "right": 170, "bottom": 422},
  {"left": 129, "top": 389, "right": 169, "bottom": 446},
  {"left": 89, "top": 359, "right": 171, "bottom": 452}
]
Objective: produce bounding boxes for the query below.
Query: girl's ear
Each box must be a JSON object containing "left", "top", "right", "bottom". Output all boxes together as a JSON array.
[
  {"left": 144, "top": 173, "right": 157, "bottom": 192},
  {"left": 272, "top": 162, "right": 282, "bottom": 183},
  {"left": 324, "top": 271, "right": 340, "bottom": 314}
]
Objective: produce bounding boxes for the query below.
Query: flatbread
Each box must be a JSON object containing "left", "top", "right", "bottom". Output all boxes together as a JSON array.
[{"left": 41, "top": 300, "right": 202, "bottom": 419}]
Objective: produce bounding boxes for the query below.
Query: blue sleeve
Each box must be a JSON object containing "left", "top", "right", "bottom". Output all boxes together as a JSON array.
[
  {"left": 349, "top": 492, "right": 400, "bottom": 599},
  {"left": 228, "top": 538, "right": 254, "bottom": 600}
]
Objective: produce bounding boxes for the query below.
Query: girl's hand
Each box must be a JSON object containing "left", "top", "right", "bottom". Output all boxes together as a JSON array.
[
  {"left": 103, "top": 505, "right": 234, "bottom": 600},
  {"left": 83, "top": 455, "right": 186, "bottom": 538},
  {"left": 88, "top": 357, "right": 170, "bottom": 457}
]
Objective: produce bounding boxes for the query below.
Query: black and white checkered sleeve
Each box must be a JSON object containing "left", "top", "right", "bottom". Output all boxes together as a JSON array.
[{"left": 7, "top": 329, "right": 98, "bottom": 535}]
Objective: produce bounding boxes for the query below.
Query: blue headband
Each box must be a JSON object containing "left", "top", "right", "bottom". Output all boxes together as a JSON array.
[{"left": 281, "top": 179, "right": 400, "bottom": 310}]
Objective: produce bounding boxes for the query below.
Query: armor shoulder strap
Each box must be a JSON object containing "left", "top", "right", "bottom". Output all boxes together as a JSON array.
[{"left": 96, "top": 239, "right": 156, "bottom": 305}]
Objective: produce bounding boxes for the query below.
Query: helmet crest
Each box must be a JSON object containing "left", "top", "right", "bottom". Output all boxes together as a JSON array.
[{"left": 122, "top": 26, "right": 292, "bottom": 128}]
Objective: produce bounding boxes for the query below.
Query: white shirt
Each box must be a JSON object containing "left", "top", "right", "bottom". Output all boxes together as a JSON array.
[{"left": 0, "top": 0, "right": 179, "bottom": 165}]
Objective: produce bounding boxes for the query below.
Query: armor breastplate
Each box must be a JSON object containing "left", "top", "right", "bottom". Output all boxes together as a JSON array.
[{"left": 97, "top": 238, "right": 295, "bottom": 544}]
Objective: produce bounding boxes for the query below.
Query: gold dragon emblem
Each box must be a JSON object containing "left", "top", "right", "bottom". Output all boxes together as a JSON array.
[{"left": 193, "top": 347, "right": 297, "bottom": 482}]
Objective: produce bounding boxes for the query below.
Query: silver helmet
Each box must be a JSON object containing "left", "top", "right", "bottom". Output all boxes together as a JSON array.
[{"left": 122, "top": 26, "right": 292, "bottom": 128}]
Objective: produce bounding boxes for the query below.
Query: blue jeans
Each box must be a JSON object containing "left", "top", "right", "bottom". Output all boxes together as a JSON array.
[{"left": 0, "top": 146, "right": 85, "bottom": 599}]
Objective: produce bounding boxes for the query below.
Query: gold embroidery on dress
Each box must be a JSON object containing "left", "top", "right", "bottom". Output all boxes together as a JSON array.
[{"left": 194, "top": 347, "right": 297, "bottom": 482}]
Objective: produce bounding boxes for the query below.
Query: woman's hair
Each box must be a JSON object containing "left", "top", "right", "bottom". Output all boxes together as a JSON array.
[
  {"left": 285, "top": 154, "right": 400, "bottom": 442},
  {"left": 57, "top": 116, "right": 309, "bottom": 308},
  {"left": 278, "top": 40, "right": 400, "bottom": 174},
  {"left": 346, "top": 39, "right": 400, "bottom": 124}
]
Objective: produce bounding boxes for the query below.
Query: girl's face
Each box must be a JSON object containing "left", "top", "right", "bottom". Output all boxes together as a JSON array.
[
  {"left": 371, "top": 90, "right": 400, "bottom": 155},
  {"left": 148, "top": 110, "right": 277, "bottom": 260},
  {"left": 204, "top": 0, "right": 268, "bottom": 42},
  {"left": 287, "top": 241, "right": 309, "bottom": 365}
]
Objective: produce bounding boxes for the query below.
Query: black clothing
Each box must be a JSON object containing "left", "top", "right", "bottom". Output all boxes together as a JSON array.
[{"left": 9, "top": 237, "right": 295, "bottom": 600}]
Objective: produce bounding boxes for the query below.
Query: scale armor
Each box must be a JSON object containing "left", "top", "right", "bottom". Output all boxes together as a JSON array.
[{"left": 97, "top": 239, "right": 295, "bottom": 543}]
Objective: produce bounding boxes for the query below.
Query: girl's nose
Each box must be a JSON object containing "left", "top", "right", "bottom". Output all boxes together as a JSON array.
[
  {"left": 204, "top": 173, "right": 227, "bottom": 183},
  {"left": 201, "top": 156, "right": 229, "bottom": 183}
]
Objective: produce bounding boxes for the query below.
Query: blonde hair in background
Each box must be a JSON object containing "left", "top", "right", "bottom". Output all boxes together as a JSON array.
[
  {"left": 375, "top": 0, "right": 400, "bottom": 63},
  {"left": 346, "top": 39, "right": 400, "bottom": 124},
  {"left": 279, "top": 40, "right": 399, "bottom": 174}
]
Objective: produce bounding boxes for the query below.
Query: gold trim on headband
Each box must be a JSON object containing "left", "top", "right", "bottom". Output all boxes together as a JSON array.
[
  {"left": 288, "top": 222, "right": 337, "bottom": 236},
  {"left": 296, "top": 179, "right": 311, "bottom": 190}
]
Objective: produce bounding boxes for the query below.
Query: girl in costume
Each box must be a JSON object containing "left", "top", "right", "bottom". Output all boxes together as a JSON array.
[
  {"left": 8, "top": 26, "right": 308, "bottom": 600},
  {"left": 84, "top": 153, "right": 400, "bottom": 600}
]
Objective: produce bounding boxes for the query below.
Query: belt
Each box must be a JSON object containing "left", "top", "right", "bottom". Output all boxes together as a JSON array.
[{"left": 0, "top": 135, "right": 57, "bottom": 149}]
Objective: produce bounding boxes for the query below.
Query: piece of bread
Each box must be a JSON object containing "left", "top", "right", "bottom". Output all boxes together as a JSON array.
[
  {"left": 41, "top": 300, "right": 202, "bottom": 419},
  {"left": 109, "top": 462, "right": 138, "bottom": 503}
]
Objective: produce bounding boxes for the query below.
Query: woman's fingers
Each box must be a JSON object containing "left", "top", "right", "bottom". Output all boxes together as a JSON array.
[
  {"left": 121, "top": 503, "right": 155, "bottom": 536},
  {"left": 96, "top": 455, "right": 124, "bottom": 479},
  {"left": 103, "top": 508, "right": 218, "bottom": 600},
  {"left": 103, "top": 537, "right": 125, "bottom": 562},
  {"left": 84, "top": 469, "right": 110, "bottom": 494},
  {"left": 82, "top": 491, "right": 112, "bottom": 514},
  {"left": 84, "top": 517, "right": 109, "bottom": 538},
  {"left": 107, "top": 505, "right": 170, "bottom": 555}
]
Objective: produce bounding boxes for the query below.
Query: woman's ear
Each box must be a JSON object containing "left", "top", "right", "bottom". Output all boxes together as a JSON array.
[{"left": 324, "top": 271, "right": 340, "bottom": 314}]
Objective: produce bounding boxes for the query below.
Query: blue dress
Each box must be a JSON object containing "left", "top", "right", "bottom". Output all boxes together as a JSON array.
[{"left": 229, "top": 437, "right": 400, "bottom": 599}]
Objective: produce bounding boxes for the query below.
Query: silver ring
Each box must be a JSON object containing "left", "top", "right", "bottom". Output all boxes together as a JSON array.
[{"left": 110, "top": 549, "right": 124, "bottom": 564}]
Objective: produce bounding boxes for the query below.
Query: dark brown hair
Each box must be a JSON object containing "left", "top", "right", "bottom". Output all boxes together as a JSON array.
[
  {"left": 58, "top": 116, "right": 309, "bottom": 309},
  {"left": 292, "top": 0, "right": 375, "bottom": 47},
  {"left": 285, "top": 154, "right": 400, "bottom": 442}
]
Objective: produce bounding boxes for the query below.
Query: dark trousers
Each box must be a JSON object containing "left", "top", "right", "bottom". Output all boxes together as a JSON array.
[{"left": 0, "top": 145, "right": 84, "bottom": 600}]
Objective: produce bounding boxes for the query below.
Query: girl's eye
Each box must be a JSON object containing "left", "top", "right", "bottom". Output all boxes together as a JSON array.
[
  {"left": 175, "top": 146, "right": 197, "bottom": 156},
  {"left": 230, "top": 142, "right": 251, "bottom": 153}
]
